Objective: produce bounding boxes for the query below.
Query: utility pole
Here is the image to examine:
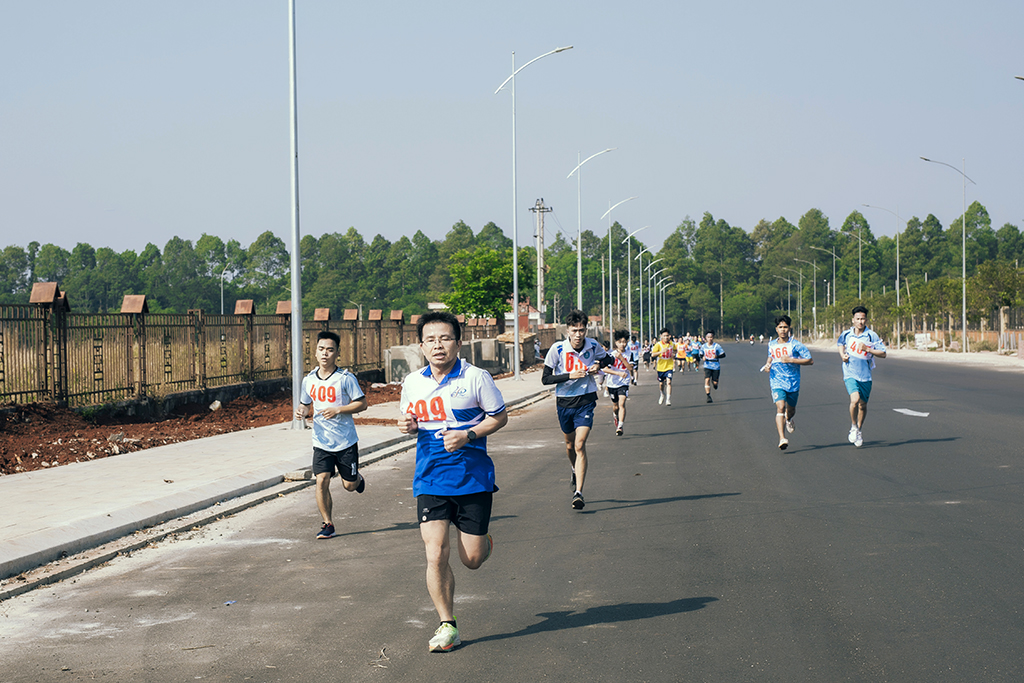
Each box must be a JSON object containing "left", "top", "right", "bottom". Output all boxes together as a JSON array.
[{"left": 529, "top": 198, "right": 553, "bottom": 324}]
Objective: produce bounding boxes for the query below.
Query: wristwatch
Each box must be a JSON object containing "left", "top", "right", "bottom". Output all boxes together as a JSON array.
[{"left": 467, "top": 430, "right": 477, "bottom": 441}]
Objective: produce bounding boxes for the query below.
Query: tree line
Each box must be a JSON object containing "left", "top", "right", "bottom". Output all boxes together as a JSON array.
[{"left": 1, "top": 202, "right": 1021, "bottom": 340}]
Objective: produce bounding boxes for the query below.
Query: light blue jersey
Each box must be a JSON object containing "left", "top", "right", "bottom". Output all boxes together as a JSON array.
[
  {"left": 299, "top": 367, "right": 364, "bottom": 452},
  {"left": 838, "top": 328, "right": 885, "bottom": 382},
  {"left": 544, "top": 338, "right": 608, "bottom": 399},
  {"left": 767, "top": 338, "right": 812, "bottom": 392},
  {"left": 700, "top": 342, "right": 725, "bottom": 370}
]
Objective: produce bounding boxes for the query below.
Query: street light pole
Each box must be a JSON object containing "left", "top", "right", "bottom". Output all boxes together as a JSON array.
[
  {"left": 634, "top": 248, "right": 650, "bottom": 341},
  {"left": 794, "top": 258, "right": 819, "bottom": 338},
  {"left": 287, "top": 0, "right": 305, "bottom": 430},
  {"left": 622, "top": 226, "right": 648, "bottom": 336},
  {"left": 782, "top": 267, "right": 804, "bottom": 336},
  {"left": 495, "top": 45, "right": 573, "bottom": 379},
  {"left": 862, "top": 203, "right": 906, "bottom": 347},
  {"left": 648, "top": 265, "right": 666, "bottom": 340},
  {"left": 567, "top": 148, "right": 615, "bottom": 310},
  {"left": 920, "top": 156, "right": 975, "bottom": 353},
  {"left": 600, "top": 196, "right": 637, "bottom": 347}
]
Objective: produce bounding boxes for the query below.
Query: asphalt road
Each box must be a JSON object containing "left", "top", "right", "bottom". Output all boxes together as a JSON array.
[{"left": 2, "top": 342, "right": 1023, "bottom": 682}]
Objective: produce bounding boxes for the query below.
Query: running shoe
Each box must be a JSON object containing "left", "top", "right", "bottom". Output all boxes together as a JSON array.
[
  {"left": 854, "top": 430, "right": 863, "bottom": 448},
  {"left": 786, "top": 419, "right": 795, "bottom": 434},
  {"left": 603, "top": 389, "right": 609, "bottom": 397},
  {"left": 355, "top": 474, "right": 366, "bottom": 493},
  {"left": 778, "top": 438, "right": 789, "bottom": 451},
  {"left": 428, "top": 622, "right": 461, "bottom": 652},
  {"left": 570, "top": 469, "right": 576, "bottom": 491},
  {"left": 615, "top": 427, "right": 623, "bottom": 436},
  {"left": 848, "top": 426, "right": 858, "bottom": 443},
  {"left": 316, "top": 522, "right": 335, "bottom": 539},
  {"left": 706, "top": 394, "right": 713, "bottom": 403},
  {"left": 658, "top": 393, "right": 664, "bottom": 405},
  {"left": 666, "top": 398, "right": 671, "bottom": 406},
  {"left": 572, "top": 492, "right": 585, "bottom": 510}
]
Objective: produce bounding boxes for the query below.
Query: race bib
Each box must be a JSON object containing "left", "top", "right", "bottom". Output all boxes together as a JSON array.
[
  {"left": 770, "top": 342, "right": 793, "bottom": 360},
  {"left": 703, "top": 347, "right": 716, "bottom": 360},
  {"left": 405, "top": 391, "right": 454, "bottom": 426},
  {"left": 564, "top": 350, "right": 586, "bottom": 373},
  {"left": 846, "top": 338, "right": 870, "bottom": 359}
]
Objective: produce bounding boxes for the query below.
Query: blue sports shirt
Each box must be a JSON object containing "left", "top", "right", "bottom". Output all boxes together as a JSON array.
[
  {"left": 767, "top": 338, "right": 812, "bottom": 392},
  {"left": 837, "top": 328, "right": 885, "bottom": 382},
  {"left": 700, "top": 342, "right": 725, "bottom": 370},
  {"left": 400, "top": 359, "right": 506, "bottom": 497}
]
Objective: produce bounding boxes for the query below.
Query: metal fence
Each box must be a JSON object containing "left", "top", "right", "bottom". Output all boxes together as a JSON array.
[{"left": 0, "top": 305, "right": 509, "bottom": 408}]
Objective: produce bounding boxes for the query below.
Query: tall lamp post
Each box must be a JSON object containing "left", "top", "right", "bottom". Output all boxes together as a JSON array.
[
  {"left": 794, "top": 258, "right": 819, "bottom": 338},
  {"left": 920, "top": 157, "right": 975, "bottom": 353},
  {"left": 621, "top": 226, "right": 648, "bottom": 335},
  {"left": 567, "top": 148, "right": 616, "bottom": 309},
  {"left": 287, "top": 0, "right": 304, "bottom": 429},
  {"left": 634, "top": 248, "right": 650, "bottom": 340},
  {"left": 495, "top": 45, "right": 573, "bottom": 379},
  {"left": 658, "top": 280, "right": 674, "bottom": 330},
  {"left": 600, "top": 196, "right": 637, "bottom": 347},
  {"left": 648, "top": 266, "right": 666, "bottom": 340},
  {"left": 782, "top": 266, "right": 804, "bottom": 335},
  {"left": 862, "top": 203, "right": 906, "bottom": 347}
]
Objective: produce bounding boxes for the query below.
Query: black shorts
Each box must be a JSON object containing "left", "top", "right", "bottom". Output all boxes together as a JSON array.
[
  {"left": 704, "top": 368, "right": 721, "bottom": 382},
  {"left": 312, "top": 443, "right": 359, "bottom": 481},
  {"left": 417, "top": 491, "right": 493, "bottom": 536},
  {"left": 608, "top": 386, "right": 629, "bottom": 402}
]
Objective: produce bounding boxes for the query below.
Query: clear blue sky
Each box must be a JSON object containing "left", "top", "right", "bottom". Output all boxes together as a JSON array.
[{"left": 3, "top": 1, "right": 1022, "bottom": 258}]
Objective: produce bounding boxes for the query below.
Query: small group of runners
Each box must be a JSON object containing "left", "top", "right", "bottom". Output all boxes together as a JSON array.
[
  {"left": 294, "top": 305, "right": 885, "bottom": 654},
  {"left": 646, "top": 328, "right": 726, "bottom": 406}
]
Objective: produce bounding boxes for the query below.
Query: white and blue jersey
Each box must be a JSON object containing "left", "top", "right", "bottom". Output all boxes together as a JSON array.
[
  {"left": 625, "top": 340, "right": 641, "bottom": 364},
  {"left": 768, "top": 338, "right": 812, "bottom": 392},
  {"left": 605, "top": 351, "right": 631, "bottom": 389},
  {"left": 544, "top": 337, "right": 608, "bottom": 402},
  {"left": 700, "top": 342, "right": 725, "bottom": 370},
  {"left": 300, "top": 367, "right": 364, "bottom": 452},
  {"left": 401, "top": 359, "right": 506, "bottom": 497},
  {"left": 838, "top": 328, "right": 885, "bottom": 382}
]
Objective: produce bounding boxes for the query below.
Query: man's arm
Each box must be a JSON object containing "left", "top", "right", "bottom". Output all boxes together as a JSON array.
[{"left": 441, "top": 409, "right": 508, "bottom": 453}]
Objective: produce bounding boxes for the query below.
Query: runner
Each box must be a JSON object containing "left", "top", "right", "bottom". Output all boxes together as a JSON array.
[
  {"left": 607, "top": 330, "right": 634, "bottom": 436},
  {"left": 687, "top": 335, "right": 701, "bottom": 373},
  {"left": 397, "top": 311, "right": 508, "bottom": 652},
  {"left": 542, "top": 310, "right": 627, "bottom": 510},
  {"left": 675, "top": 335, "right": 688, "bottom": 372},
  {"left": 642, "top": 340, "right": 652, "bottom": 371},
  {"left": 837, "top": 305, "right": 887, "bottom": 448},
  {"left": 649, "top": 328, "right": 676, "bottom": 406},
  {"left": 626, "top": 335, "right": 641, "bottom": 385},
  {"left": 762, "top": 315, "right": 813, "bottom": 450},
  {"left": 295, "top": 331, "right": 369, "bottom": 539},
  {"left": 700, "top": 331, "right": 726, "bottom": 403}
]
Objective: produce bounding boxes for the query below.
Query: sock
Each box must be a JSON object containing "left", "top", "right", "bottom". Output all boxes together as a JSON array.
[{"left": 441, "top": 619, "right": 456, "bottom": 627}]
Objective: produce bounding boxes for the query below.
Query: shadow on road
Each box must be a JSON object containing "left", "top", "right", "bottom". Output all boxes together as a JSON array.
[
  {"left": 789, "top": 436, "right": 959, "bottom": 453},
  {"left": 581, "top": 491, "right": 741, "bottom": 513},
  {"left": 468, "top": 596, "right": 719, "bottom": 645}
]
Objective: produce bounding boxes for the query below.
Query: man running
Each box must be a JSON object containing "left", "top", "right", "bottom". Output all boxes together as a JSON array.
[
  {"left": 649, "top": 328, "right": 676, "bottom": 406},
  {"left": 398, "top": 311, "right": 508, "bottom": 652},
  {"left": 543, "top": 310, "right": 626, "bottom": 510},
  {"left": 837, "top": 305, "right": 887, "bottom": 448},
  {"left": 626, "top": 335, "right": 641, "bottom": 385},
  {"left": 607, "top": 330, "right": 634, "bottom": 436},
  {"left": 700, "top": 331, "right": 726, "bottom": 403},
  {"left": 763, "top": 315, "right": 813, "bottom": 450},
  {"left": 295, "top": 331, "right": 369, "bottom": 540}
]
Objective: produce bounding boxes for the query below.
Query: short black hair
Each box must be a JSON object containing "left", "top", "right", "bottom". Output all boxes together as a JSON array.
[
  {"left": 417, "top": 311, "right": 461, "bottom": 342},
  {"left": 705, "top": 330, "right": 715, "bottom": 336},
  {"left": 775, "top": 315, "right": 792, "bottom": 327},
  {"left": 852, "top": 305, "right": 869, "bottom": 316},
  {"left": 659, "top": 327, "right": 670, "bottom": 336},
  {"left": 317, "top": 330, "right": 340, "bottom": 349},
  {"left": 614, "top": 329, "right": 630, "bottom": 342},
  {"left": 565, "top": 309, "right": 588, "bottom": 327}
]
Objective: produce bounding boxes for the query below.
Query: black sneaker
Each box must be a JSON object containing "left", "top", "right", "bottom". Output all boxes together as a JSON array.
[
  {"left": 572, "top": 492, "right": 585, "bottom": 510},
  {"left": 355, "top": 474, "right": 365, "bottom": 493},
  {"left": 570, "top": 470, "right": 576, "bottom": 491},
  {"left": 316, "top": 522, "right": 335, "bottom": 539},
  {"left": 706, "top": 394, "right": 713, "bottom": 403}
]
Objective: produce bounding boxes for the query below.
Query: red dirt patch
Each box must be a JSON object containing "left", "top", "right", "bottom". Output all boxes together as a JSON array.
[{"left": 0, "top": 382, "right": 403, "bottom": 476}]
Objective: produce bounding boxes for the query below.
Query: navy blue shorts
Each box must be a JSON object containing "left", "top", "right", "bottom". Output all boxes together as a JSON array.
[{"left": 557, "top": 403, "right": 595, "bottom": 434}]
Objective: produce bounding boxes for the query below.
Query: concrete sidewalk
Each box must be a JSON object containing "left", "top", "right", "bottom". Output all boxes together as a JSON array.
[{"left": 0, "top": 370, "right": 549, "bottom": 587}]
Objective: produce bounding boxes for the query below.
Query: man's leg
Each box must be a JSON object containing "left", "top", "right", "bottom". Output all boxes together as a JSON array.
[
  {"left": 848, "top": 392, "right": 862, "bottom": 427},
  {"left": 456, "top": 531, "right": 491, "bottom": 570},
  {"left": 571, "top": 426, "right": 590, "bottom": 492},
  {"left": 775, "top": 399, "right": 788, "bottom": 445},
  {"left": 855, "top": 398, "right": 867, "bottom": 429},
  {"left": 617, "top": 395, "right": 627, "bottom": 428},
  {"left": 664, "top": 376, "right": 672, "bottom": 404},
  {"left": 315, "top": 472, "right": 333, "bottom": 523},
  {"left": 421, "top": 520, "right": 455, "bottom": 622}
]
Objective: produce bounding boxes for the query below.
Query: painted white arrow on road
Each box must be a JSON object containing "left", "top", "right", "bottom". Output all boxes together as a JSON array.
[{"left": 893, "top": 408, "right": 930, "bottom": 417}]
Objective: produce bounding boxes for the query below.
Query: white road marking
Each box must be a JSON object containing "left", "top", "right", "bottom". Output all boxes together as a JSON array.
[{"left": 893, "top": 408, "right": 930, "bottom": 417}]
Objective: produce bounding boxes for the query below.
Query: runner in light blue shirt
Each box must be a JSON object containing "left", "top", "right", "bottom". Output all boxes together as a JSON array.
[
  {"left": 837, "top": 305, "right": 887, "bottom": 448},
  {"left": 763, "top": 315, "right": 813, "bottom": 450}
]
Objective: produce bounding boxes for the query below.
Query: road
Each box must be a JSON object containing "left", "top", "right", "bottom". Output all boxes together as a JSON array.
[{"left": 2, "top": 342, "right": 1023, "bottom": 682}]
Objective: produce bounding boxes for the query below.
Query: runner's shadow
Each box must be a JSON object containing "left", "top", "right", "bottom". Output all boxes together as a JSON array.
[
  {"left": 467, "top": 597, "right": 718, "bottom": 645},
  {"left": 790, "top": 436, "right": 958, "bottom": 453},
  {"left": 580, "top": 492, "right": 741, "bottom": 513},
  {"left": 629, "top": 429, "right": 711, "bottom": 438},
  {"left": 334, "top": 521, "right": 419, "bottom": 538}
]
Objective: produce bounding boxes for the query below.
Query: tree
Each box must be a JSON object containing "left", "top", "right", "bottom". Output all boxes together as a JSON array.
[
  {"left": 0, "top": 245, "right": 29, "bottom": 302},
  {"left": 443, "top": 247, "right": 534, "bottom": 323},
  {"left": 244, "top": 231, "right": 289, "bottom": 311}
]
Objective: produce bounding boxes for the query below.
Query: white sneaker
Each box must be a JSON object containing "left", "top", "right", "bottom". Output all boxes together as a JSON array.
[
  {"left": 848, "top": 426, "right": 858, "bottom": 443},
  {"left": 658, "top": 393, "right": 664, "bottom": 405},
  {"left": 666, "top": 398, "right": 672, "bottom": 406},
  {"left": 778, "top": 438, "right": 789, "bottom": 450},
  {"left": 786, "top": 419, "right": 795, "bottom": 434},
  {"left": 603, "top": 389, "right": 609, "bottom": 397},
  {"left": 854, "top": 430, "right": 863, "bottom": 448}
]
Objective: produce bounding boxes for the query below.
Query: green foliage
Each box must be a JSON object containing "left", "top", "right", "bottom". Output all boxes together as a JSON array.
[{"left": 443, "top": 247, "right": 534, "bottom": 319}]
